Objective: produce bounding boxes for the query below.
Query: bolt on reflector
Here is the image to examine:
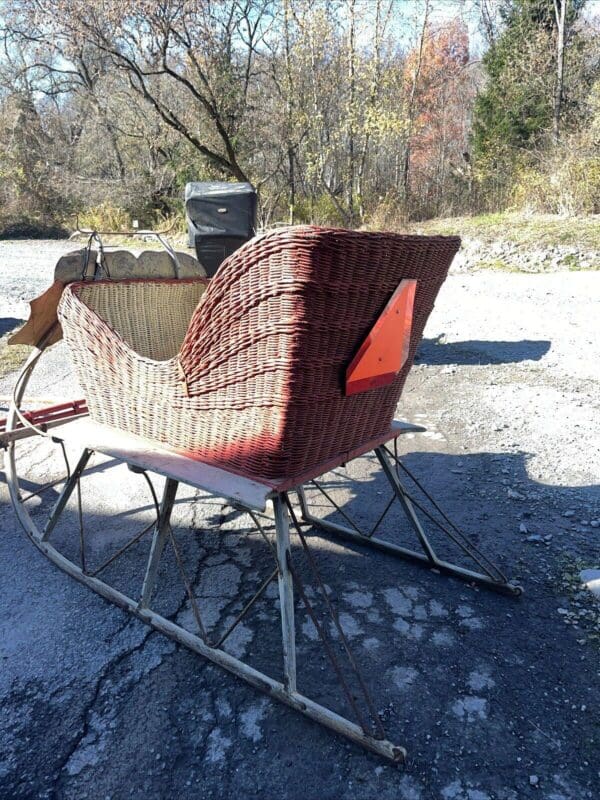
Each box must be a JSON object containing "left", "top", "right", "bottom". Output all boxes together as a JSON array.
[{"left": 345, "top": 279, "right": 417, "bottom": 396}]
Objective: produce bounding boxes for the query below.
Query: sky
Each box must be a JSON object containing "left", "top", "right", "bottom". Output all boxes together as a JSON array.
[
  {"left": 353, "top": 1, "right": 488, "bottom": 58},
  {"left": 356, "top": 0, "right": 600, "bottom": 60}
]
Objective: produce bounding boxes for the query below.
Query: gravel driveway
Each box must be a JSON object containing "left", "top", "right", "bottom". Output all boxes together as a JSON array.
[{"left": 0, "top": 240, "right": 598, "bottom": 800}]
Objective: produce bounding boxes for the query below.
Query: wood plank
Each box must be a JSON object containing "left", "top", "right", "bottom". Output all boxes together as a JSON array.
[
  {"left": 51, "top": 417, "right": 273, "bottom": 511},
  {"left": 269, "top": 420, "right": 426, "bottom": 491},
  {"left": 47, "top": 417, "right": 425, "bottom": 509}
]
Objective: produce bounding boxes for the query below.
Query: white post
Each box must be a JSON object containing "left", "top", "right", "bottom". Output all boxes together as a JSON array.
[{"left": 273, "top": 494, "right": 297, "bottom": 693}]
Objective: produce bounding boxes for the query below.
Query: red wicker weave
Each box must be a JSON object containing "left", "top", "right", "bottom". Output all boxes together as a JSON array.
[{"left": 58, "top": 226, "right": 460, "bottom": 480}]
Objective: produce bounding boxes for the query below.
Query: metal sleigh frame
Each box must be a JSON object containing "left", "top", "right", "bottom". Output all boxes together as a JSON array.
[{"left": 4, "top": 346, "right": 522, "bottom": 765}]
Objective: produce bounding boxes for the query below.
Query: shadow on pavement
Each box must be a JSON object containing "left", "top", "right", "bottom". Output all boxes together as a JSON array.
[
  {"left": 416, "top": 336, "right": 551, "bottom": 365},
  {"left": 0, "top": 444, "right": 598, "bottom": 800},
  {"left": 0, "top": 317, "right": 24, "bottom": 336}
]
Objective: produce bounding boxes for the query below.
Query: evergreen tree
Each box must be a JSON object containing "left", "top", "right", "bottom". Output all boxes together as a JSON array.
[{"left": 471, "top": 0, "right": 585, "bottom": 199}]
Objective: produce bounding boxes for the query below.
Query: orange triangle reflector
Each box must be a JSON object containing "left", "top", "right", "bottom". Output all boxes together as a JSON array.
[{"left": 345, "top": 279, "right": 417, "bottom": 396}]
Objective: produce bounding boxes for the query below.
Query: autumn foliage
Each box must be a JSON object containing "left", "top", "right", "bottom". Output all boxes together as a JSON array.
[{"left": 0, "top": 0, "right": 598, "bottom": 232}]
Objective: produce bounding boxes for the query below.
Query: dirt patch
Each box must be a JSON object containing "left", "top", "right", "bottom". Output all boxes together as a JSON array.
[{"left": 0, "top": 329, "right": 30, "bottom": 380}]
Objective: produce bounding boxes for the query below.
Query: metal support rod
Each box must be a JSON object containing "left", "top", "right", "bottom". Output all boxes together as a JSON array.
[
  {"left": 5, "top": 428, "right": 407, "bottom": 761},
  {"left": 368, "top": 494, "right": 396, "bottom": 539},
  {"left": 211, "top": 566, "right": 279, "bottom": 650},
  {"left": 21, "top": 438, "right": 73, "bottom": 503},
  {"left": 297, "top": 487, "right": 522, "bottom": 597},
  {"left": 386, "top": 442, "right": 508, "bottom": 582},
  {"left": 296, "top": 485, "right": 313, "bottom": 521},
  {"left": 286, "top": 554, "right": 373, "bottom": 735},
  {"left": 375, "top": 446, "right": 437, "bottom": 563},
  {"left": 139, "top": 478, "right": 178, "bottom": 608},
  {"left": 168, "top": 523, "right": 209, "bottom": 641},
  {"left": 21, "top": 475, "right": 68, "bottom": 503},
  {"left": 309, "top": 479, "right": 364, "bottom": 534},
  {"left": 16, "top": 537, "right": 407, "bottom": 762},
  {"left": 245, "top": 508, "right": 278, "bottom": 560},
  {"left": 273, "top": 494, "right": 297, "bottom": 693},
  {"left": 285, "top": 497, "right": 387, "bottom": 740},
  {"left": 42, "top": 448, "right": 92, "bottom": 542},
  {"left": 90, "top": 521, "right": 156, "bottom": 577},
  {"left": 91, "top": 467, "right": 160, "bottom": 577},
  {"left": 76, "top": 473, "right": 86, "bottom": 573}
]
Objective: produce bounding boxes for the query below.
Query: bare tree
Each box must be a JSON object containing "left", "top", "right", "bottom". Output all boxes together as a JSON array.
[
  {"left": 3, "top": 0, "right": 594, "bottom": 230},
  {"left": 7, "top": 0, "right": 276, "bottom": 181},
  {"left": 402, "top": 0, "right": 430, "bottom": 200},
  {"left": 552, "top": 0, "right": 568, "bottom": 143}
]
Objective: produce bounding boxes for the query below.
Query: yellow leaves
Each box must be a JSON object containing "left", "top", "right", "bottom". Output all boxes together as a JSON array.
[
  {"left": 364, "top": 107, "right": 408, "bottom": 137},
  {"left": 587, "top": 80, "right": 600, "bottom": 142},
  {"left": 78, "top": 203, "right": 132, "bottom": 231},
  {"left": 512, "top": 153, "right": 600, "bottom": 215}
]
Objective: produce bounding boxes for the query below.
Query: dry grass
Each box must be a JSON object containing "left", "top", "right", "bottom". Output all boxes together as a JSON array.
[
  {"left": 403, "top": 212, "right": 600, "bottom": 252},
  {"left": 0, "top": 332, "right": 31, "bottom": 379}
]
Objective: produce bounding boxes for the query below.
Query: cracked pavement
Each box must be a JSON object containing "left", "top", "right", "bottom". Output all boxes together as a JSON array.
[{"left": 0, "top": 241, "right": 599, "bottom": 799}]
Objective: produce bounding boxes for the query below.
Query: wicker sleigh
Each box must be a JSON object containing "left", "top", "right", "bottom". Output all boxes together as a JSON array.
[{"left": 58, "top": 226, "right": 460, "bottom": 480}]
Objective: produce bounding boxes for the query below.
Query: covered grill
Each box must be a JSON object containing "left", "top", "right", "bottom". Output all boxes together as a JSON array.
[{"left": 185, "top": 181, "right": 257, "bottom": 277}]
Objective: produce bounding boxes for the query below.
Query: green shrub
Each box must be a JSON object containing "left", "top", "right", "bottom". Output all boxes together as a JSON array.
[
  {"left": 363, "top": 192, "right": 409, "bottom": 232},
  {"left": 76, "top": 203, "right": 132, "bottom": 231},
  {"left": 512, "top": 154, "right": 600, "bottom": 215},
  {"left": 293, "top": 194, "right": 347, "bottom": 226}
]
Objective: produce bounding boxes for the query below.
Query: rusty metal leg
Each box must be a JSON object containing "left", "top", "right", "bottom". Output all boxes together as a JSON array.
[
  {"left": 42, "top": 448, "right": 92, "bottom": 542},
  {"left": 273, "top": 494, "right": 297, "bottom": 693},
  {"left": 139, "top": 478, "right": 178, "bottom": 608},
  {"left": 375, "top": 446, "right": 437, "bottom": 563},
  {"left": 297, "top": 453, "right": 522, "bottom": 597}
]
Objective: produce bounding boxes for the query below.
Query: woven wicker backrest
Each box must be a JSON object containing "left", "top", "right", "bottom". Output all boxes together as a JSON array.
[
  {"left": 177, "top": 226, "right": 460, "bottom": 475},
  {"left": 75, "top": 279, "right": 207, "bottom": 361}
]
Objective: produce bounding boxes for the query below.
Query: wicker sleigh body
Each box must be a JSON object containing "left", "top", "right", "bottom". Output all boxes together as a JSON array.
[{"left": 58, "top": 226, "right": 460, "bottom": 480}]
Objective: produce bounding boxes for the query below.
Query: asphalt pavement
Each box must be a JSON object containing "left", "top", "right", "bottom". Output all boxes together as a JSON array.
[{"left": 0, "top": 241, "right": 598, "bottom": 800}]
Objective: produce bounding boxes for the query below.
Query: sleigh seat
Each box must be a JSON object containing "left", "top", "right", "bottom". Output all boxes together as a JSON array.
[{"left": 58, "top": 226, "right": 460, "bottom": 481}]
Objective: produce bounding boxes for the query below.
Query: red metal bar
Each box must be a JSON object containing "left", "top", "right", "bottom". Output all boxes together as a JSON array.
[{"left": 0, "top": 399, "right": 88, "bottom": 435}]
